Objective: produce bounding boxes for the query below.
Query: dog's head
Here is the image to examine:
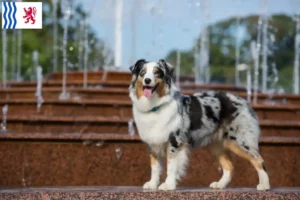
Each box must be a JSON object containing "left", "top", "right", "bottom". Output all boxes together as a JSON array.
[{"left": 129, "top": 59, "right": 174, "bottom": 99}]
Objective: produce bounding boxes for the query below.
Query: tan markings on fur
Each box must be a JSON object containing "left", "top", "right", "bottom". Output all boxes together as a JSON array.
[
  {"left": 136, "top": 76, "right": 144, "bottom": 99},
  {"left": 135, "top": 66, "right": 147, "bottom": 99},
  {"left": 150, "top": 154, "right": 157, "bottom": 165},
  {"left": 218, "top": 151, "right": 233, "bottom": 171},
  {"left": 224, "top": 140, "right": 263, "bottom": 170},
  {"left": 153, "top": 67, "right": 166, "bottom": 97}
]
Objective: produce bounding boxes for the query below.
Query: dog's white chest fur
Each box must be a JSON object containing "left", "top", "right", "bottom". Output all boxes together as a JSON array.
[{"left": 133, "top": 100, "right": 180, "bottom": 145}]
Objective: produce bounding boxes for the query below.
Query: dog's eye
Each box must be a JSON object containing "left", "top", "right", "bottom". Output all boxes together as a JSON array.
[
  {"left": 139, "top": 70, "right": 146, "bottom": 77},
  {"left": 155, "top": 70, "right": 163, "bottom": 78}
]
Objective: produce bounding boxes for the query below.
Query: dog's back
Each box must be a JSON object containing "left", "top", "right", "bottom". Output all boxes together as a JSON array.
[{"left": 186, "top": 91, "right": 260, "bottom": 152}]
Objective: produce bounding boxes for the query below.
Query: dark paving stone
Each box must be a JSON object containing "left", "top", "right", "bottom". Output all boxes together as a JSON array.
[{"left": 0, "top": 187, "right": 299, "bottom": 200}]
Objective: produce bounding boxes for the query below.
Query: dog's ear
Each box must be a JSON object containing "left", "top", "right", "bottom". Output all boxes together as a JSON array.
[
  {"left": 130, "top": 59, "right": 147, "bottom": 74},
  {"left": 159, "top": 59, "right": 174, "bottom": 77}
]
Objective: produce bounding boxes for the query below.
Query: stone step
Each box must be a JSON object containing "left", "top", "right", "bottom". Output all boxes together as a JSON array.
[
  {"left": 0, "top": 99, "right": 300, "bottom": 121},
  {"left": 0, "top": 135, "right": 299, "bottom": 188},
  {"left": 0, "top": 115, "right": 299, "bottom": 136},
  {"left": 0, "top": 186, "right": 299, "bottom": 200},
  {"left": 1, "top": 81, "right": 247, "bottom": 92},
  {"left": 0, "top": 88, "right": 299, "bottom": 105}
]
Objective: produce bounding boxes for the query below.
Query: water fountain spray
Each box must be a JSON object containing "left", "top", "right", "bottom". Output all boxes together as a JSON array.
[
  {"left": 32, "top": 50, "right": 39, "bottom": 80},
  {"left": 194, "top": 43, "right": 200, "bottom": 83},
  {"left": 16, "top": 29, "right": 22, "bottom": 82},
  {"left": 176, "top": 50, "right": 181, "bottom": 88},
  {"left": 176, "top": 49, "right": 181, "bottom": 89},
  {"left": 102, "top": 42, "right": 111, "bottom": 70},
  {"left": 114, "top": 0, "right": 123, "bottom": 69},
  {"left": 237, "top": 64, "right": 252, "bottom": 103},
  {"left": 52, "top": 0, "right": 58, "bottom": 72},
  {"left": 130, "top": 0, "right": 137, "bottom": 64},
  {"left": 10, "top": 30, "right": 17, "bottom": 80},
  {"left": 235, "top": 16, "right": 241, "bottom": 86},
  {"left": 294, "top": 15, "right": 300, "bottom": 94},
  {"left": 199, "top": 0, "right": 210, "bottom": 84},
  {"left": 191, "top": 1, "right": 201, "bottom": 83},
  {"left": 253, "top": 17, "right": 263, "bottom": 104},
  {"left": 2, "top": 29, "right": 7, "bottom": 88},
  {"left": 78, "top": 21, "right": 84, "bottom": 70},
  {"left": 16, "top": 0, "right": 23, "bottom": 82},
  {"left": 268, "top": 25, "right": 279, "bottom": 93},
  {"left": 59, "top": 0, "right": 71, "bottom": 100},
  {"left": 35, "top": 66, "right": 44, "bottom": 113},
  {"left": 1, "top": 105, "right": 8, "bottom": 133},
  {"left": 128, "top": 118, "right": 135, "bottom": 136},
  {"left": 83, "top": 18, "right": 89, "bottom": 88},
  {"left": 261, "top": 0, "right": 269, "bottom": 93}
]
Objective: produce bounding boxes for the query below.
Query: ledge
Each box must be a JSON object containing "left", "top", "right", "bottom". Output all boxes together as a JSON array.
[
  {"left": 0, "top": 133, "right": 299, "bottom": 144},
  {"left": 0, "top": 186, "right": 299, "bottom": 200},
  {"left": 1, "top": 99, "right": 300, "bottom": 110}
]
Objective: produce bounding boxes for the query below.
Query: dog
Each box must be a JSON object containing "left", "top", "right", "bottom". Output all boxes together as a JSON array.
[{"left": 129, "top": 59, "right": 270, "bottom": 191}]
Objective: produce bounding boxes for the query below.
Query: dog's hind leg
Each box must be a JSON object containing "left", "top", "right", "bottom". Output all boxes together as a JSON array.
[
  {"left": 209, "top": 149, "right": 233, "bottom": 189},
  {"left": 224, "top": 140, "right": 270, "bottom": 190},
  {"left": 158, "top": 133, "right": 190, "bottom": 191}
]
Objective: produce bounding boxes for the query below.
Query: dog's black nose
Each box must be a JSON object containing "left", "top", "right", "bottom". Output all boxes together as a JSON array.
[{"left": 144, "top": 78, "right": 151, "bottom": 84}]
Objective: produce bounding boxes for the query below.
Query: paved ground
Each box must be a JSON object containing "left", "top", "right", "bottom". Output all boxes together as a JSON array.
[{"left": 0, "top": 186, "right": 300, "bottom": 200}]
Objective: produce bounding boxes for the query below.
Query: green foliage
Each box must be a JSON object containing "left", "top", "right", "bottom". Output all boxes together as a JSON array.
[
  {"left": 165, "top": 14, "right": 296, "bottom": 92},
  {"left": 0, "top": 0, "right": 112, "bottom": 80}
]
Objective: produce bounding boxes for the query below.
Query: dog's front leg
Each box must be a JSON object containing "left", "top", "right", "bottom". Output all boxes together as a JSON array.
[
  {"left": 158, "top": 134, "right": 189, "bottom": 191},
  {"left": 143, "top": 153, "right": 163, "bottom": 190}
]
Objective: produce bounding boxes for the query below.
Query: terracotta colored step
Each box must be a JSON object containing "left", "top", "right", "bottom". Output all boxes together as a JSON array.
[
  {"left": 1, "top": 115, "right": 135, "bottom": 134},
  {"left": 44, "top": 70, "right": 132, "bottom": 82},
  {"left": 0, "top": 100, "right": 299, "bottom": 121},
  {"left": 3, "top": 80, "right": 247, "bottom": 92},
  {"left": 0, "top": 88, "right": 299, "bottom": 105},
  {"left": 44, "top": 70, "right": 194, "bottom": 81},
  {"left": 0, "top": 135, "right": 299, "bottom": 187},
  {"left": 44, "top": 70, "right": 202, "bottom": 83},
  {"left": 3, "top": 80, "right": 129, "bottom": 88},
  {"left": 0, "top": 99, "right": 132, "bottom": 118},
  {"left": 0, "top": 115, "right": 299, "bottom": 136}
]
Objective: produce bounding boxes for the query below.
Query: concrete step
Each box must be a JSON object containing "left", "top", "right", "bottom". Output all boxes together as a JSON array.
[
  {"left": 0, "top": 99, "right": 300, "bottom": 120},
  {"left": 0, "top": 186, "right": 299, "bottom": 200},
  {"left": 0, "top": 115, "right": 299, "bottom": 136}
]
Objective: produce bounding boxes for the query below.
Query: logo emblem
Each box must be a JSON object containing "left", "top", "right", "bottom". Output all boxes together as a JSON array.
[
  {"left": 2, "top": 2, "right": 42, "bottom": 29},
  {"left": 23, "top": 7, "right": 36, "bottom": 24}
]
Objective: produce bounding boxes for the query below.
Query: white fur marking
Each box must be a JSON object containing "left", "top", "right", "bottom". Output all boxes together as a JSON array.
[
  {"left": 143, "top": 62, "right": 157, "bottom": 87},
  {"left": 256, "top": 169, "right": 270, "bottom": 190},
  {"left": 143, "top": 158, "right": 163, "bottom": 190},
  {"left": 159, "top": 148, "right": 189, "bottom": 191},
  {"left": 209, "top": 169, "right": 231, "bottom": 189}
]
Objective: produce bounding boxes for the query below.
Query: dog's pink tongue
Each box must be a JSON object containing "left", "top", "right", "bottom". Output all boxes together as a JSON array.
[{"left": 143, "top": 88, "right": 152, "bottom": 98}]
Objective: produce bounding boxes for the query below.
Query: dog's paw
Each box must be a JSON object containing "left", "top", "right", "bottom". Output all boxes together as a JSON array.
[
  {"left": 209, "top": 181, "right": 226, "bottom": 189},
  {"left": 158, "top": 182, "right": 176, "bottom": 191},
  {"left": 256, "top": 183, "right": 270, "bottom": 191},
  {"left": 143, "top": 181, "right": 159, "bottom": 190}
]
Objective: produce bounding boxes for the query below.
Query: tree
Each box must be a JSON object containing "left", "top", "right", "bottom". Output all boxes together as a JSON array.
[
  {"left": 0, "top": 0, "right": 113, "bottom": 81},
  {"left": 165, "top": 14, "right": 296, "bottom": 92}
]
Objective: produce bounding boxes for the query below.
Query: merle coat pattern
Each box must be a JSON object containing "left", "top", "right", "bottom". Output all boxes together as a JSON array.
[{"left": 129, "top": 59, "right": 270, "bottom": 191}]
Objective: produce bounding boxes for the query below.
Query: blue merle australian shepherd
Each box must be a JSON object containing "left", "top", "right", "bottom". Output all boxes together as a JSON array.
[{"left": 129, "top": 59, "right": 270, "bottom": 191}]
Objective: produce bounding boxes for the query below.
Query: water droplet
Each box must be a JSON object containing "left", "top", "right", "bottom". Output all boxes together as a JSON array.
[
  {"left": 115, "top": 147, "right": 123, "bottom": 161},
  {"left": 96, "top": 141, "right": 104, "bottom": 147},
  {"left": 83, "top": 140, "right": 93, "bottom": 146}
]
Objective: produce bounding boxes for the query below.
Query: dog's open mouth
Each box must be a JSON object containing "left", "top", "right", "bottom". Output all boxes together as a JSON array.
[{"left": 143, "top": 84, "right": 159, "bottom": 98}]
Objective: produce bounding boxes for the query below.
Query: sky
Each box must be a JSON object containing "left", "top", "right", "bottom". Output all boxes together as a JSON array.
[{"left": 78, "top": 0, "right": 299, "bottom": 70}]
